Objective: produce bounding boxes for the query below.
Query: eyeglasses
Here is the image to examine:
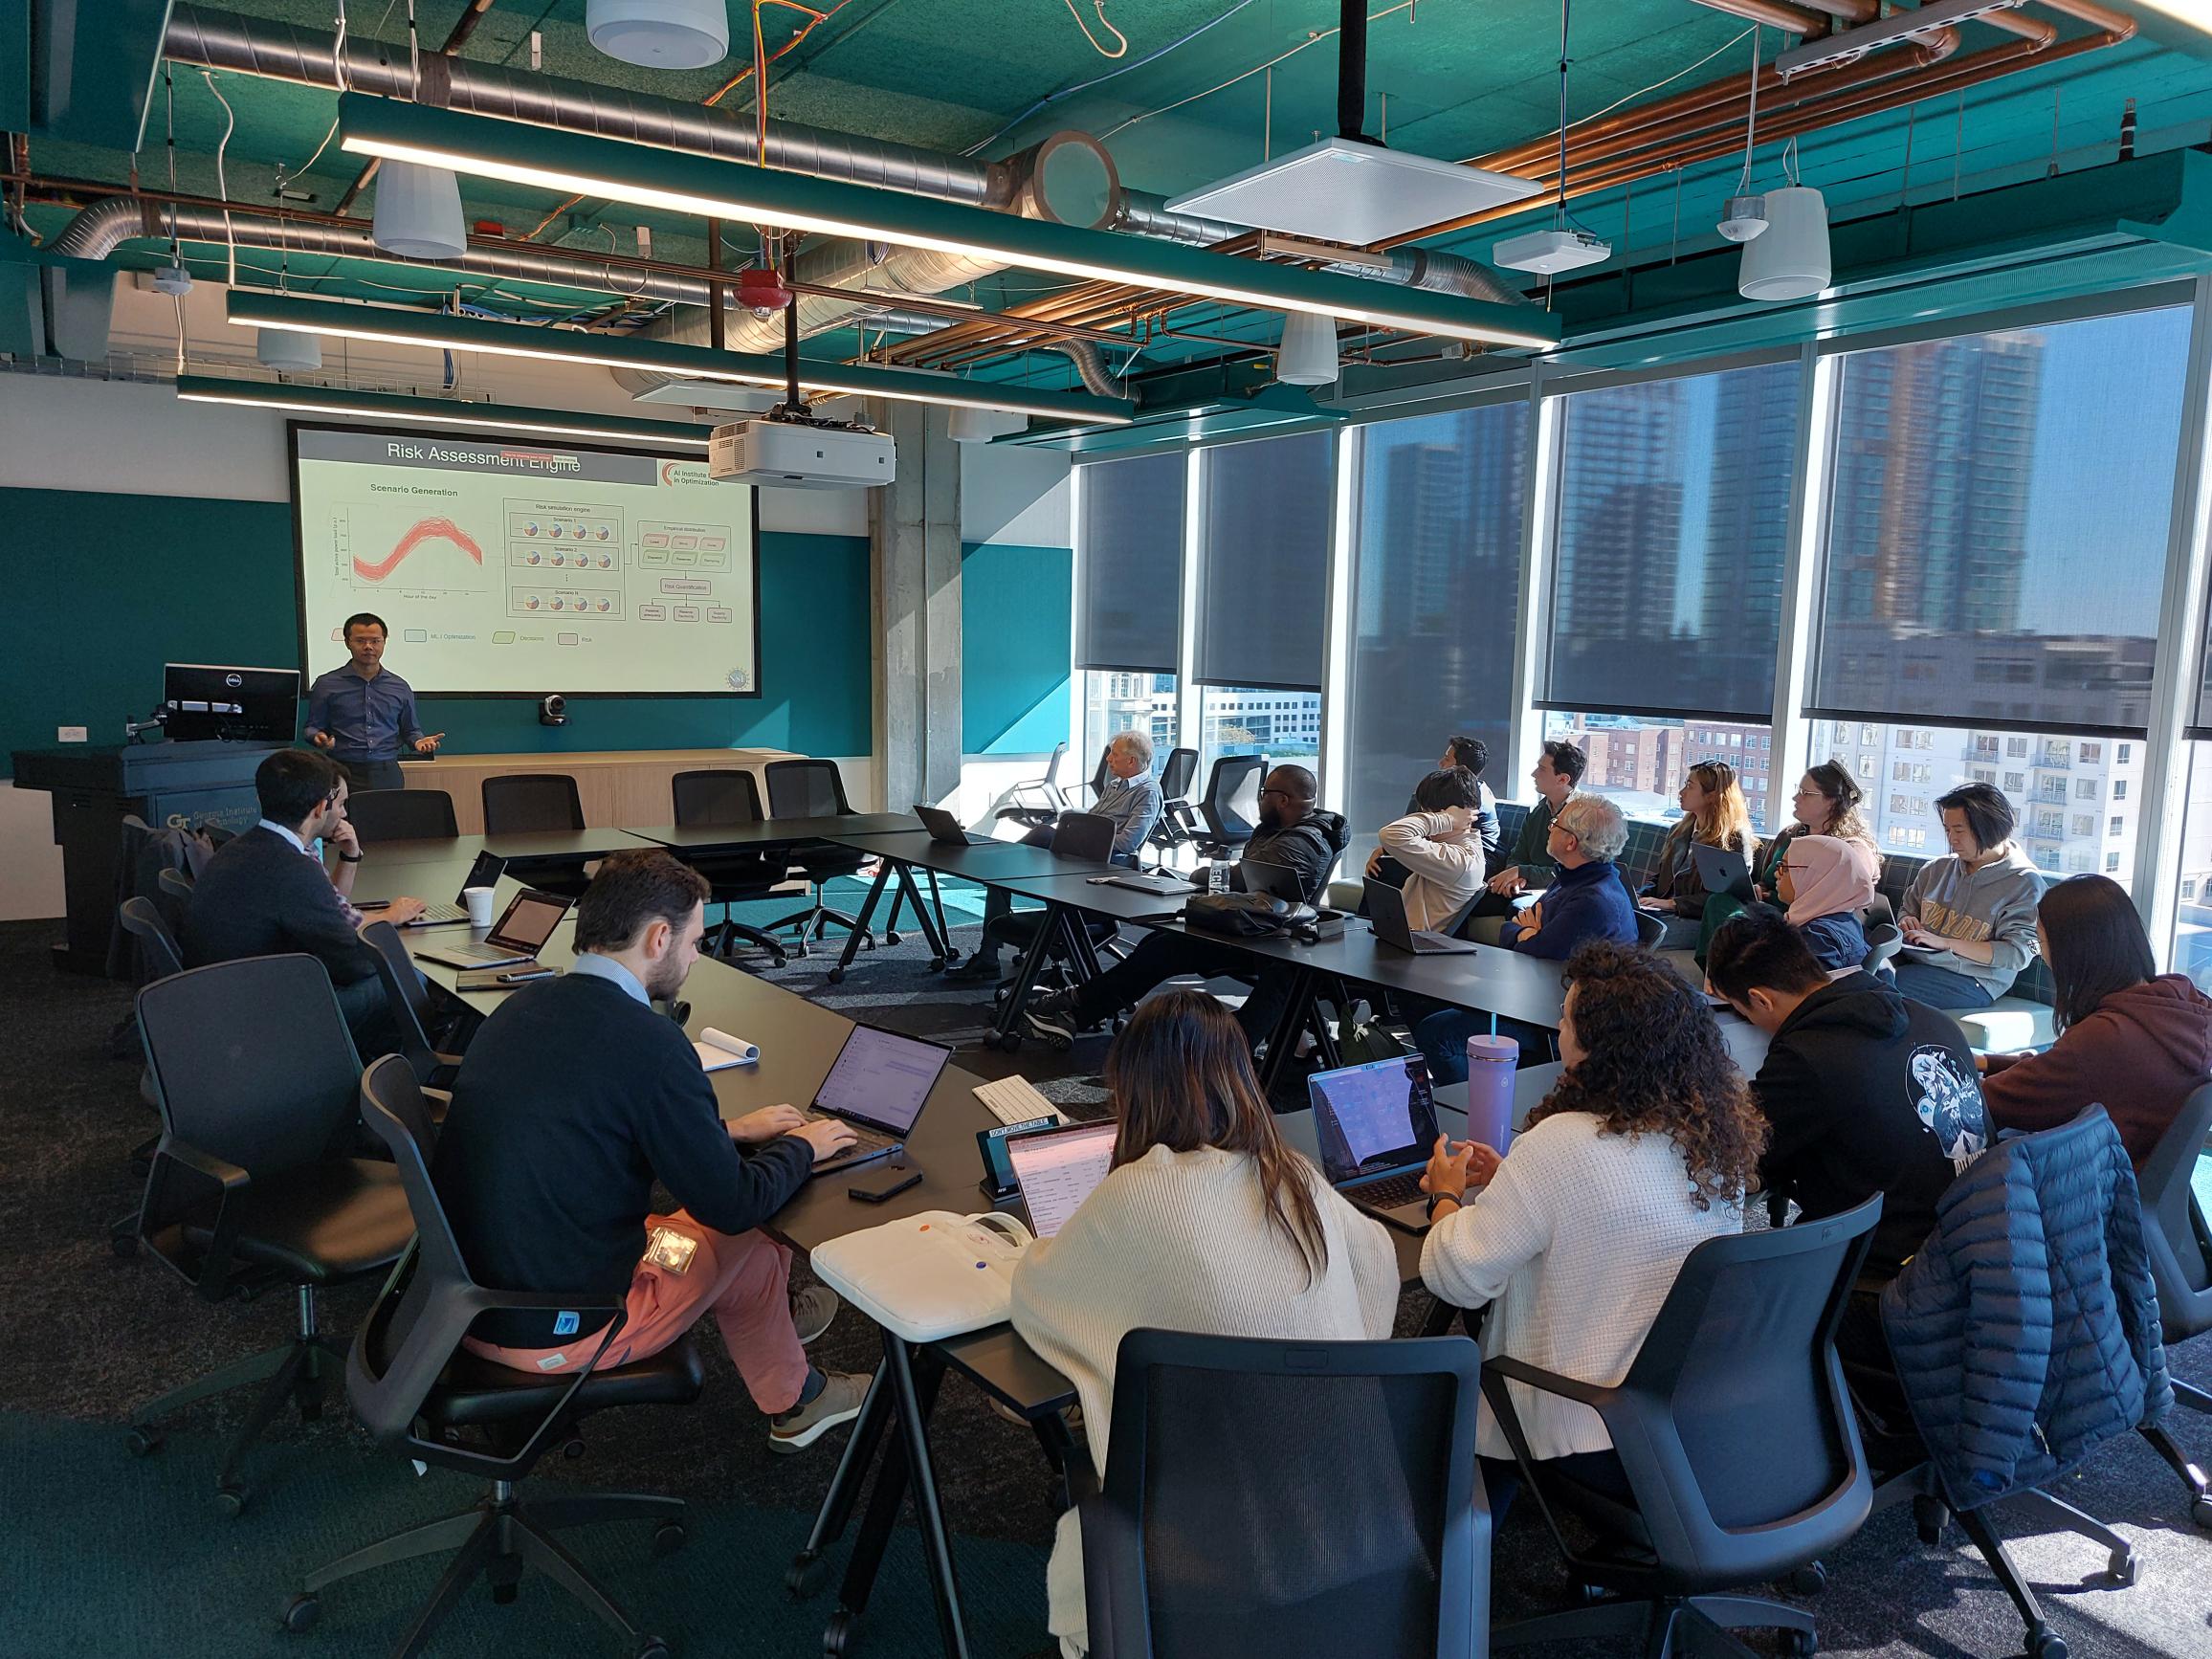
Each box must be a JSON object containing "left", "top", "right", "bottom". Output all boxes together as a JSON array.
[{"left": 1258, "top": 786, "right": 1296, "bottom": 801}]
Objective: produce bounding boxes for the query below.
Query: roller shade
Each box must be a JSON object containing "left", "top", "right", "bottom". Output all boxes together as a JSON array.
[
  {"left": 1193, "top": 431, "right": 1336, "bottom": 691},
  {"left": 1073, "top": 452, "right": 1185, "bottom": 675}
]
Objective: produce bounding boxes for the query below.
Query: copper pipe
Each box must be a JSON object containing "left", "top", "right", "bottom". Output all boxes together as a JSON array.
[
  {"left": 1691, "top": 0, "right": 1832, "bottom": 34},
  {"left": 2033, "top": 0, "right": 2134, "bottom": 36}
]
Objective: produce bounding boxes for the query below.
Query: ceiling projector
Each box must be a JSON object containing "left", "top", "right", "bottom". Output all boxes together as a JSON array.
[
  {"left": 1492, "top": 227, "right": 1612, "bottom": 276},
  {"left": 708, "top": 417, "right": 896, "bottom": 490}
]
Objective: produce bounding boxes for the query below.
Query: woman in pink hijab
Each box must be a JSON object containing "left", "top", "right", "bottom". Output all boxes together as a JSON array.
[{"left": 1774, "top": 833, "right": 1880, "bottom": 974}]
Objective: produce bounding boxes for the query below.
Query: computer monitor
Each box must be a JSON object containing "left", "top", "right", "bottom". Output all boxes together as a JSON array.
[{"left": 161, "top": 664, "right": 301, "bottom": 743}]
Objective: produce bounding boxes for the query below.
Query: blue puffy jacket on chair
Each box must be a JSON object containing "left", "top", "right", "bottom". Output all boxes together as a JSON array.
[{"left": 1879, "top": 1104, "right": 2171, "bottom": 1510}]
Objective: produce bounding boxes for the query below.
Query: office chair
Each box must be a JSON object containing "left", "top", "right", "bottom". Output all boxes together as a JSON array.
[
  {"left": 762, "top": 760, "right": 874, "bottom": 954},
  {"left": 1860, "top": 921, "right": 1903, "bottom": 976},
  {"left": 1146, "top": 746, "right": 1202, "bottom": 857},
  {"left": 1006, "top": 741, "right": 1072, "bottom": 817},
  {"left": 1483, "top": 1195, "right": 1882, "bottom": 1659},
  {"left": 346, "top": 786, "right": 459, "bottom": 843},
  {"left": 125, "top": 956, "right": 414, "bottom": 1516},
  {"left": 360, "top": 920, "right": 463, "bottom": 1091},
  {"left": 481, "top": 773, "right": 586, "bottom": 835},
  {"left": 281, "top": 1055, "right": 700, "bottom": 1655},
  {"left": 670, "top": 769, "right": 791, "bottom": 966},
  {"left": 1633, "top": 910, "right": 1668, "bottom": 950},
  {"left": 1081, "top": 1330, "right": 1488, "bottom": 1659},
  {"left": 1078, "top": 744, "right": 1112, "bottom": 805},
  {"left": 2136, "top": 1080, "right": 2212, "bottom": 1527},
  {"left": 1192, "top": 754, "right": 1267, "bottom": 861},
  {"left": 111, "top": 897, "right": 185, "bottom": 1252},
  {"left": 157, "top": 865, "right": 195, "bottom": 902}
]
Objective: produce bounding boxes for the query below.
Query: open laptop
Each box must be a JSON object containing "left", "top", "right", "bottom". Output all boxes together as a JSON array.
[
  {"left": 1242, "top": 858, "right": 1315, "bottom": 905},
  {"left": 1364, "top": 877, "right": 1480, "bottom": 954},
  {"left": 805, "top": 1021, "right": 955, "bottom": 1176},
  {"left": 1309, "top": 1055, "right": 1444, "bottom": 1233},
  {"left": 914, "top": 803, "right": 995, "bottom": 847},
  {"left": 1690, "top": 843, "right": 1754, "bottom": 900},
  {"left": 412, "top": 888, "right": 573, "bottom": 969},
  {"left": 405, "top": 850, "right": 509, "bottom": 927},
  {"left": 1005, "top": 1118, "right": 1118, "bottom": 1238}
]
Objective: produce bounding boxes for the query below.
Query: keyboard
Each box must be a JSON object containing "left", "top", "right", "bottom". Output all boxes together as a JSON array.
[
  {"left": 807, "top": 1114, "right": 898, "bottom": 1154},
  {"left": 1352, "top": 1171, "right": 1428, "bottom": 1211},
  {"left": 973, "top": 1075, "right": 1065, "bottom": 1127},
  {"left": 406, "top": 900, "right": 469, "bottom": 926}
]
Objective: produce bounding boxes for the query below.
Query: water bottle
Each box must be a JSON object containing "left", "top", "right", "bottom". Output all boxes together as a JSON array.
[
  {"left": 1207, "top": 861, "right": 1228, "bottom": 895},
  {"left": 1463, "top": 1033, "right": 1519, "bottom": 1156}
]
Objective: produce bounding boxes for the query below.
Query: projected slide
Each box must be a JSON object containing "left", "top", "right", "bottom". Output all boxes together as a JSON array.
[{"left": 293, "top": 427, "right": 758, "bottom": 696}]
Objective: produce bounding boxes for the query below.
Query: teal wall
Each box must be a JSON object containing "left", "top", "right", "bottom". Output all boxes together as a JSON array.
[
  {"left": 1, "top": 487, "right": 874, "bottom": 777},
  {"left": 961, "top": 540, "right": 1071, "bottom": 757}
]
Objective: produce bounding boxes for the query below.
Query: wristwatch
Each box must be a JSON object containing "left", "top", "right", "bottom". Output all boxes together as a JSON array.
[{"left": 338, "top": 852, "right": 364, "bottom": 863}]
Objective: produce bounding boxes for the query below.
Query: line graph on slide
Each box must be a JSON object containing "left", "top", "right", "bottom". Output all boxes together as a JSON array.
[
  {"left": 330, "top": 505, "right": 492, "bottom": 594},
  {"left": 355, "top": 518, "right": 486, "bottom": 583}
]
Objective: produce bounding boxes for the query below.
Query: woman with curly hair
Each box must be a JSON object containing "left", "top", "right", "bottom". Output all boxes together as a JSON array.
[{"left": 1418, "top": 940, "right": 1766, "bottom": 1512}]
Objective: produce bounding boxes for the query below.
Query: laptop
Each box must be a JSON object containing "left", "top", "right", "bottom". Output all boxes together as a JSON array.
[
  {"left": 1309, "top": 1055, "right": 1444, "bottom": 1233},
  {"left": 1690, "top": 843, "right": 1754, "bottom": 899},
  {"left": 805, "top": 1022, "right": 955, "bottom": 1176},
  {"left": 1364, "top": 877, "right": 1480, "bottom": 954},
  {"left": 1242, "top": 858, "right": 1315, "bottom": 905},
  {"left": 405, "top": 850, "right": 509, "bottom": 926},
  {"left": 1087, "top": 870, "right": 1194, "bottom": 897},
  {"left": 913, "top": 803, "right": 994, "bottom": 847},
  {"left": 412, "top": 888, "right": 573, "bottom": 969},
  {"left": 1005, "top": 1118, "right": 1119, "bottom": 1238}
]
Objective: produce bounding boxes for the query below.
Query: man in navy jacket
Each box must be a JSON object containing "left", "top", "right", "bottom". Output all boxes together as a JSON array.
[{"left": 1495, "top": 793, "right": 1639, "bottom": 960}]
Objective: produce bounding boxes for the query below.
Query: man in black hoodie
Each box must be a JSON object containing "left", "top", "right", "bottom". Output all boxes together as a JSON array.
[
  {"left": 1026, "top": 764, "right": 1347, "bottom": 1051},
  {"left": 1707, "top": 905, "right": 1988, "bottom": 1284}
]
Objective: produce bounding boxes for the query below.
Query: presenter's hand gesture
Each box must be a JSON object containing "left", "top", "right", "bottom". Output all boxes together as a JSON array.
[
  {"left": 414, "top": 732, "right": 444, "bottom": 753},
  {"left": 310, "top": 730, "right": 335, "bottom": 749},
  {"left": 730, "top": 1104, "right": 807, "bottom": 1144},
  {"left": 793, "top": 1119, "right": 859, "bottom": 1164}
]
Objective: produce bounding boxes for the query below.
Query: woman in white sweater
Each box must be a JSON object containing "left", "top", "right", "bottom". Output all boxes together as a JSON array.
[
  {"left": 1373, "top": 765, "right": 1491, "bottom": 932},
  {"left": 1420, "top": 940, "right": 1766, "bottom": 1514},
  {"left": 1010, "top": 989, "right": 1402, "bottom": 1658}
]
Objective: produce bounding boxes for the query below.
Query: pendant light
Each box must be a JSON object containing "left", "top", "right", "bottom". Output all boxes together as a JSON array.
[
  {"left": 1275, "top": 312, "right": 1340, "bottom": 387},
  {"left": 371, "top": 5, "right": 468, "bottom": 260},
  {"left": 1737, "top": 141, "right": 1830, "bottom": 302}
]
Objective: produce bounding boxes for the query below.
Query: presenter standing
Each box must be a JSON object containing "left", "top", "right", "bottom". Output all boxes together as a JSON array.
[{"left": 303, "top": 612, "right": 443, "bottom": 791}]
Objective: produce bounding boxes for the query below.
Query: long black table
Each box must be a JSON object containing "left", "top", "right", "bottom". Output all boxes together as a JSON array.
[{"left": 822, "top": 832, "right": 1119, "bottom": 983}]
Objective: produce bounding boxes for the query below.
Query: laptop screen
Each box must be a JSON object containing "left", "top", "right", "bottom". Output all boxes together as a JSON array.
[
  {"left": 454, "top": 851, "right": 506, "bottom": 904},
  {"left": 1242, "top": 859, "right": 1312, "bottom": 904},
  {"left": 1308, "top": 1056, "right": 1440, "bottom": 1184},
  {"left": 486, "top": 890, "right": 571, "bottom": 953},
  {"left": 813, "top": 1023, "right": 952, "bottom": 1134},
  {"left": 1006, "top": 1120, "right": 1118, "bottom": 1239}
]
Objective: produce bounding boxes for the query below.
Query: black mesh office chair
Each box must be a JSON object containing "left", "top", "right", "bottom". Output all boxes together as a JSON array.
[
  {"left": 111, "top": 897, "right": 185, "bottom": 1251},
  {"left": 1147, "top": 746, "right": 1202, "bottom": 857},
  {"left": 124, "top": 956, "right": 415, "bottom": 1516},
  {"left": 281, "top": 1055, "right": 701, "bottom": 1654},
  {"left": 1483, "top": 1195, "right": 1883, "bottom": 1659},
  {"left": 157, "top": 865, "right": 195, "bottom": 902},
  {"left": 481, "top": 773, "right": 586, "bottom": 834},
  {"left": 1081, "top": 1330, "right": 1488, "bottom": 1658},
  {"left": 360, "top": 920, "right": 463, "bottom": 1090},
  {"left": 2136, "top": 1081, "right": 2212, "bottom": 1527},
  {"left": 671, "top": 769, "right": 791, "bottom": 966},
  {"left": 1193, "top": 754, "right": 1267, "bottom": 861},
  {"left": 1633, "top": 910, "right": 1668, "bottom": 950},
  {"left": 346, "top": 786, "right": 459, "bottom": 842},
  {"left": 762, "top": 759, "right": 874, "bottom": 954},
  {"left": 1860, "top": 921, "right": 1903, "bottom": 975}
]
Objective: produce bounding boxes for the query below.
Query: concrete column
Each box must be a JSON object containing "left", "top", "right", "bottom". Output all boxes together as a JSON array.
[{"left": 870, "top": 401, "right": 962, "bottom": 810}]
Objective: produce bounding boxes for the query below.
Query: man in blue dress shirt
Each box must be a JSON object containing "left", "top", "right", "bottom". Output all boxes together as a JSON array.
[{"left": 303, "top": 612, "right": 444, "bottom": 791}]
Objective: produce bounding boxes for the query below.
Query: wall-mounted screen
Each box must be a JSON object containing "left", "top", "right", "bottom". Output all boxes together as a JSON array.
[{"left": 290, "top": 423, "right": 759, "bottom": 697}]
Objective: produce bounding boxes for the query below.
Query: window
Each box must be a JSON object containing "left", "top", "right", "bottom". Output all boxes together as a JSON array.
[
  {"left": 1970, "top": 767, "right": 1995, "bottom": 785},
  {"left": 2074, "top": 815, "right": 2096, "bottom": 837},
  {"left": 1345, "top": 403, "right": 1529, "bottom": 853},
  {"left": 2081, "top": 742, "right": 2102, "bottom": 763},
  {"left": 1200, "top": 685, "right": 1320, "bottom": 781},
  {"left": 2075, "top": 779, "right": 2098, "bottom": 800},
  {"left": 2115, "top": 780, "right": 2129, "bottom": 800},
  {"left": 2112, "top": 815, "right": 2125, "bottom": 837},
  {"left": 1073, "top": 453, "right": 1185, "bottom": 675},
  {"left": 1081, "top": 672, "right": 1177, "bottom": 783},
  {"left": 1546, "top": 711, "right": 1778, "bottom": 830},
  {"left": 1543, "top": 359, "right": 1803, "bottom": 722},
  {"left": 1194, "top": 431, "right": 1334, "bottom": 693},
  {"left": 2034, "top": 808, "right": 2065, "bottom": 838},
  {"left": 2007, "top": 738, "right": 2029, "bottom": 758},
  {"left": 2004, "top": 771, "right": 2025, "bottom": 792},
  {"left": 2109, "top": 852, "right": 2124, "bottom": 873},
  {"left": 1814, "top": 306, "right": 2191, "bottom": 738},
  {"left": 1891, "top": 761, "right": 1930, "bottom": 785},
  {"left": 2119, "top": 743, "right": 2134, "bottom": 763}
]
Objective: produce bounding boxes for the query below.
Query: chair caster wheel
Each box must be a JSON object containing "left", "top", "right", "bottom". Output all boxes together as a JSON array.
[
  {"left": 885, "top": 930, "right": 902, "bottom": 946},
  {"left": 112, "top": 1232, "right": 140, "bottom": 1258},
  {"left": 2026, "top": 1622, "right": 2068, "bottom": 1659},
  {"left": 2192, "top": 1493, "right": 2212, "bottom": 1530},
  {"left": 1788, "top": 1560, "right": 1827, "bottom": 1596},
  {"left": 492, "top": 1582, "right": 519, "bottom": 1605},
  {"left": 1912, "top": 1493, "right": 1948, "bottom": 1546},
  {"left": 1001, "top": 1033, "right": 1022, "bottom": 1053},
  {"left": 2107, "top": 1547, "right": 2137, "bottom": 1586},
  {"left": 215, "top": 1481, "right": 247, "bottom": 1518},
  {"left": 824, "top": 1609, "right": 856, "bottom": 1657},
  {"left": 827, "top": 967, "right": 845, "bottom": 985},
  {"left": 653, "top": 1521, "right": 686, "bottom": 1558},
  {"left": 928, "top": 957, "right": 944, "bottom": 973},
  {"left": 280, "top": 1592, "right": 321, "bottom": 1634},
  {"left": 563, "top": 1438, "right": 586, "bottom": 1459},
  {"left": 1781, "top": 1629, "right": 1817, "bottom": 1657},
  {"left": 787, "top": 1550, "right": 823, "bottom": 1599},
  {"left": 123, "top": 1427, "right": 163, "bottom": 1458},
  {"left": 634, "top": 1641, "right": 670, "bottom": 1659}
]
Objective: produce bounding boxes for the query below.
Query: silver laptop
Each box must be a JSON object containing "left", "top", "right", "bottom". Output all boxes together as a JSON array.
[
  {"left": 1005, "top": 1118, "right": 1118, "bottom": 1238},
  {"left": 413, "top": 888, "right": 572, "bottom": 969},
  {"left": 1365, "top": 877, "right": 1479, "bottom": 954},
  {"left": 407, "top": 850, "right": 508, "bottom": 927},
  {"left": 805, "top": 1022, "right": 954, "bottom": 1176},
  {"left": 1309, "top": 1055, "right": 1445, "bottom": 1233}
]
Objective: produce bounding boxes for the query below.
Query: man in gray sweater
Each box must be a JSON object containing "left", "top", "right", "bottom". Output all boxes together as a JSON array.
[{"left": 1891, "top": 781, "right": 2043, "bottom": 1009}]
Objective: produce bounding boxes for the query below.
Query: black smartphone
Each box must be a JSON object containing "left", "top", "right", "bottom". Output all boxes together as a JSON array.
[
  {"left": 849, "top": 1167, "right": 922, "bottom": 1205},
  {"left": 355, "top": 898, "right": 393, "bottom": 911}
]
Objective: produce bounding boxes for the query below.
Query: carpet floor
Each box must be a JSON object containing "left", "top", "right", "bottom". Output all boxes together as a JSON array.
[{"left": 4, "top": 882, "right": 2209, "bottom": 1659}]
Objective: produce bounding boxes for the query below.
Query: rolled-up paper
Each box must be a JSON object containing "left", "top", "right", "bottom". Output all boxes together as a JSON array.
[{"left": 693, "top": 1028, "right": 760, "bottom": 1070}]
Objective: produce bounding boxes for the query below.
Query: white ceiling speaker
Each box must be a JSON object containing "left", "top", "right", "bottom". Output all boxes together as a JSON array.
[
  {"left": 1275, "top": 311, "right": 1340, "bottom": 387},
  {"left": 256, "top": 326, "right": 321, "bottom": 372},
  {"left": 1716, "top": 193, "right": 1768, "bottom": 244},
  {"left": 371, "top": 161, "right": 468, "bottom": 261},
  {"left": 948, "top": 407, "right": 1029, "bottom": 443},
  {"left": 586, "top": 0, "right": 730, "bottom": 69},
  {"left": 1737, "top": 185, "right": 1830, "bottom": 301}
]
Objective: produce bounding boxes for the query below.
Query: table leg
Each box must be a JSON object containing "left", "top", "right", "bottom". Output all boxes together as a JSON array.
[
  {"left": 885, "top": 1340, "right": 969, "bottom": 1659},
  {"left": 788, "top": 1362, "right": 894, "bottom": 1597},
  {"left": 896, "top": 866, "right": 951, "bottom": 968},
  {"left": 925, "top": 870, "right": 961, "bottom": 964},
  {"left": 830, "top": 860, "right": 896, "bottom": 981},
  {"left": 990, "top": 898, "right": 1063, "bottom": 1049},
  {"left": 1257, "top": 964, "right": 1318, "bottom": 1095}
]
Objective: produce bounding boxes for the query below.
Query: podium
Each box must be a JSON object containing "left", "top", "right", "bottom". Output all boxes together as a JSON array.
[{"left": 11, "top": 741, "right": 277, "bottom": 975}]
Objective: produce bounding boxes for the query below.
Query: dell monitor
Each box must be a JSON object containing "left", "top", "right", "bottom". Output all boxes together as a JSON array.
[{"left": 161, "top": 664, "right": 301, "bottom": 744}]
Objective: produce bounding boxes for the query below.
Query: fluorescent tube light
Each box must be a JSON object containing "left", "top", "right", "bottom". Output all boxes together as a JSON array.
[
  {"left": 335, "top": 94, "right": 1560, "bottom": 352},
  {"left": 174, "top": 374, "right": 716, "bottom": 448}
]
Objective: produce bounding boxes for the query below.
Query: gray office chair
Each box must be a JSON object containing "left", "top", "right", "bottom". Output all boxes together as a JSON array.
[
  {"left": 671, "top": 769, "right": 791, "bottom": 966},
  {"left": 1193, "top": 754, "right": 1267, "bottom": 860},
  {"left": 762, "top": 760, "right": 874, "bottom": 954},
  {"left": 346, "top": 786, "right": 459, "bottom": 842},
  {"left": 481, "top": 773, "right": 586, "bottom": 835},
  {"left": 1634, "top": 909, "right": 1668, "bottom": 950},
  {"left": 1860, "top": 921, "right": 1903, "bottom": 976},
  {"left": 359, "top": 920, "right": 463, "bottom": 1092},
  {"left": 2137, "top": 1080, "right": 2212, "bottom": 1527},
  {"left": 1148, "top": 746, "right": 1202, "bottom": 857},
  {"left": 120, "top": 895, "right": 186, "bottom": 982},
  {"left": 158, "top": 866, "right": 195, "bottom": 902}
]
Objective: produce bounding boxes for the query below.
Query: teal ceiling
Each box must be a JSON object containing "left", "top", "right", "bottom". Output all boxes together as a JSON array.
[{"left": 12, "top": 0, "right": 2212, "bottom": 388}]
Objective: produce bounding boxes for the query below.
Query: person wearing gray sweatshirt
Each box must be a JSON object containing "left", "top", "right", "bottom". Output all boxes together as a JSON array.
[{"left": 1891, "top": 781, "right": 2043, "bottom": 1008}]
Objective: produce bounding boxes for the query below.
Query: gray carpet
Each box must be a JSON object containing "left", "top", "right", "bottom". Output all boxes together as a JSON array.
[{"left": 5, "top": 905, "right": 2209, "bottom": 1658}]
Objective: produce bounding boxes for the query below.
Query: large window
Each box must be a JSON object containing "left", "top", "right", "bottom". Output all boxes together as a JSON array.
[
  {"left": 1080, "top": 671, "right": 1177, "bottom": 785},
  {"left": 1193, "top": 431, "right": 1335, "bottom": 692},
  {"left": 1199, "top": 685, "right": 1322, "bottom": 783},
  {"left": 2172, "top": 745, "right": 2212, "bottom": 993},
  {"left": 1343, "top": 403, "right": 1530, "bottom": 849},
  {"left": 1073, "top": 452, "right": 1184, "bottom": 675},
  {"left": 1545, "top": 712, "right": 1779, "bottom": 830},
  {"left": 1812, "top": 306, "right": 2193, "bottom": 737},
  {"left": 1543, "top": 358, "right": 1803, "bottom": 722}
]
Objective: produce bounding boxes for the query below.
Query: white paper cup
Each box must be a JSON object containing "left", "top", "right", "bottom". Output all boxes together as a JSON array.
[{"left": 462, "top": 886, "right": 497, "bottom": 927}]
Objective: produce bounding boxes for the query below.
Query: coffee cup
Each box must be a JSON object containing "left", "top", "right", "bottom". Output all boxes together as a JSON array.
[{"left": 462, "top": 886, "right": 497, "bottom": 928}]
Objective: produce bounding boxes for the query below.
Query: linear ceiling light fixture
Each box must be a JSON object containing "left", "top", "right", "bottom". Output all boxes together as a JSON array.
[
  {"left": 174, "top": 375, "right": 717, "bottom": 448},
  {"left": 333, "top": 94, "right": 1560, "bottom": 352},
  {"left": 224, "top": 291, "right": 1139, "bottom": 425}
]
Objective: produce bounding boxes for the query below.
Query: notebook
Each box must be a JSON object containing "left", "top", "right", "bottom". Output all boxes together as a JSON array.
[{"left": 692, "top": 1028, "right": 760, "bottom": 1071}]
